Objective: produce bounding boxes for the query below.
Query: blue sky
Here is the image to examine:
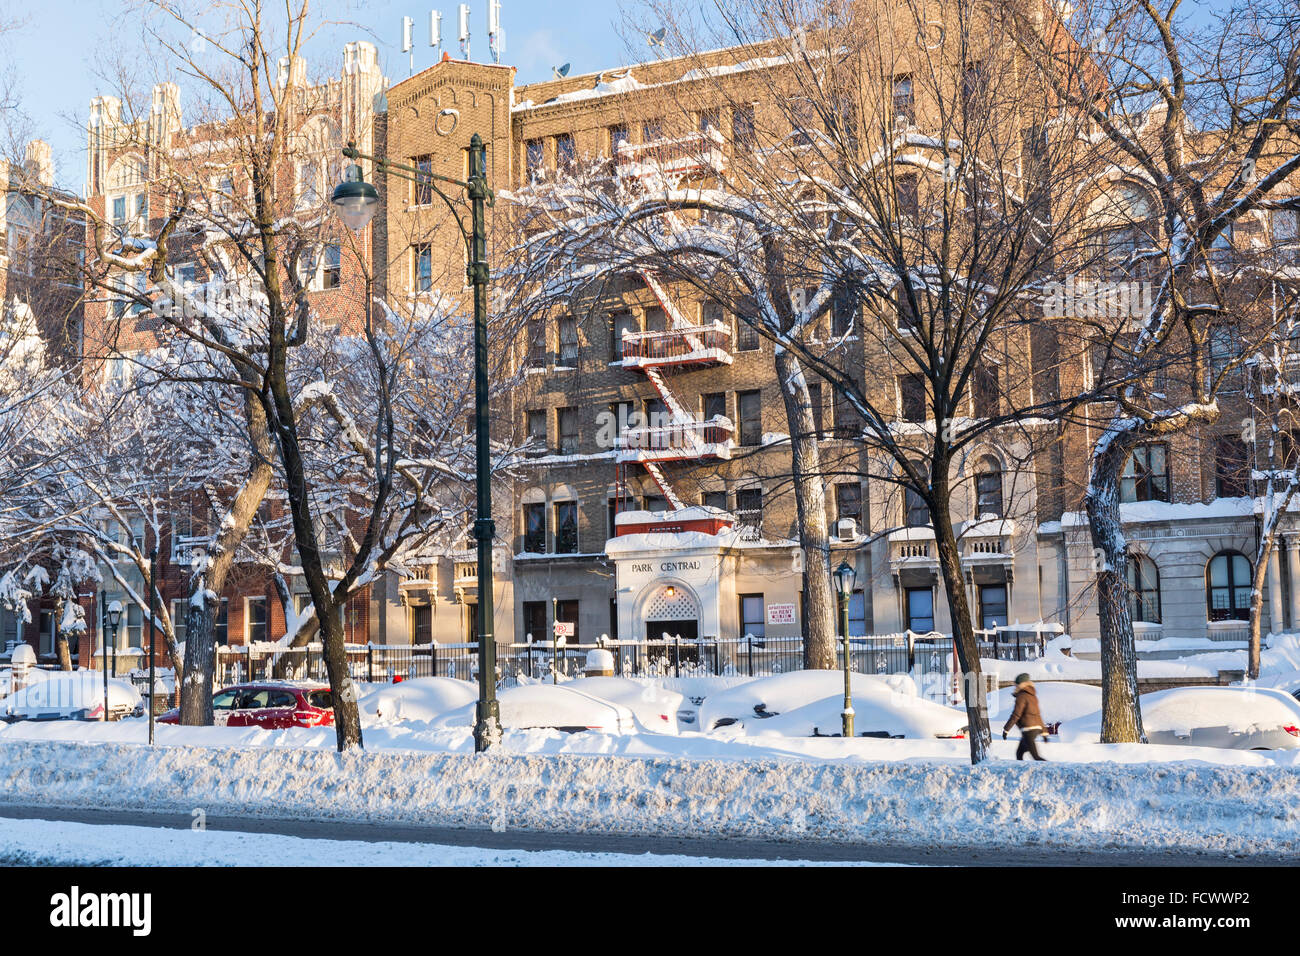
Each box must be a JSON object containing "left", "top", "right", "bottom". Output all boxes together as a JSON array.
[{"left": 2, "top": 0, "right": 639, "bottom": 191}]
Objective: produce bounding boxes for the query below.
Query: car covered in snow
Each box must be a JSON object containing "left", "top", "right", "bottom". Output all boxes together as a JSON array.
[
  {"left": 698, "top": 670, "right": 967, "bottom": 739},
  {"left": 570, "top": 676, "right": 684, "bottom": 733},
  {"left": 1061, "top": 686, "right": 1300, "bottom": 750},
  {"left": 1, "top": 671, "right": 143, "bottom": 722},
  {"left": 432, "top": 683, "right": 638, "bottom": 735},
  {"left": 359, "top": 676, "right": 478, "bottom": 724},
  {"left": 158, "top": 682, "right": 335, "bottom": 729}
]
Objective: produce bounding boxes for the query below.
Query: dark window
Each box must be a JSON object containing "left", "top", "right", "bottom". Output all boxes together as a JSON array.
[
  {"left": 703, "top": 491, "right": 728, "bottom": 511},
  {"left": 267, "top": 690, "right": 296, "bottom": 709},
  {"left": 1120, "top": 443, "right": 1169, "bottom": 503},
  {"left": 523, "top": 503, "right": 546, "bottom": 552},
  {"left": 735, "top": 314, "right": 760, "bottom": 351},
  {"left": 608, "top": 124, "right": 629, "bottom": 157},
  {"left": 412, "top": 605, "right": 432, "bottom": 644},
  {"left": 526, "top": 409, "right": 547, "bottom": 446},
  {"left": 899, "top": 373, "right": 926, "bottom": 421},
  {"left": 643, "top": 495, "right": 669, "bottom": 513},
  {"left": 555, "top": 133, "right": 576, "bottom": 172},
  {"left": 791, "top": 97, "right": 816, "bottom": 146},
  {"left": 979, "top": 585, "right": 1008, "bottom": 630},
  {"left": 737, "top": 390, "right": 762, "bottom": 445},
  {"left": 906, "top": 588, "right": 935, "bottom": 633},
  {"left": 554, "top": 501, "right": 578, "bottom": 553},
  {"left": 1206, "top": 551, "right": 1251, "bottom": 622},
  {"left": 645, "top": 306, "right": 666, "bottom": 333},
  {"left": 896, "top": 173, "right": 919, "bottom": 219},
  {"left": 321, "top": 244, "right": 341, "bottom": 289},
  {"left": 413, "top": 243, "right": 433, "bottom": 292},
  {"left": 735, "top": 488, "right": 762, "bottom": 537},
  {"left": 833, "top": 390, "right": 863, "bottom": 440},
  {"left": 831, "top": 282, "right": 856, "bottom": 336},
  {"left": 557, "top": 407, "right": 578, "bottom": 454},
  {"left": 697, "top": 108, "right": 720, "bottom": 134},
  {"left": 1215, "top": 435, "right": 1250, "bottom": 498},
  {"left": 309, "top": 691, "right": 333, "bottom": 709},
  {"left": 703, "top": 392, "right": 727, "bottom": 422},
  {"left": 733, "top": 104, "right": 756, "bottom": 153},
  {"left": 611, "top": 311, "right": 638, "bottom": 360},
  {"left": 526, "top": 317, "right": 547, "bottom": 368},
  {"left": 607, "top": 495, "right": 634, "bottom": 538},
  {"left": 214, "top": 599, "right": 228, "bottom": 646},
  {"left": 554, "top": 600, "right": 580, "bottom": 644},
  {"left": 807, "top": 382, "right": 824, "bottom": 437},
  {"left": 962, "top": 61, "right": 986, "bottom": 106},
  {"left": 525, "top": 139, "right": 544, "bottom": 182},
  {"left": 1127, "top": 555, "right": 1161, "bottom": 624},
  {"left": 558, "top": 315, "right": 578, "bottom": 365},
  {"left": 905, "top": 484, "right": 930, "bottom": 528},
  {"left": 892, "top": 74, "right": 914, "bottom": 126},
  {"left": 835, "top": 483, "right": 862, "bottom": 529},
  {"left": 974, "top": 457, "right": 1003, "bottom": 518},
  {"left": 973, "top": 363, "right": 999, "bottom": 418},
  {"left": 642, "top": 118, "right": 664, "bottom": 142},
  {"left": 246, "top": 597, "right": 267, "bottom": 643},
  {"left": 413, "top": 155, "right": 434, "bottom": 205},
  {"left": 522, "top": 601, "right": 547, "bottom": 643},
  {"left": 740, "top": 593, "right": 765, "bottom": 639}
]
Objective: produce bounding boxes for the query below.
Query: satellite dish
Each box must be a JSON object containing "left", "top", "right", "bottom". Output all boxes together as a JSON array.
[
  {"left": 647, "top": 27, "right": 666, "bottom": 47},
  {"left": 553, "top": 62, "right": 571, "bottom": 79}
]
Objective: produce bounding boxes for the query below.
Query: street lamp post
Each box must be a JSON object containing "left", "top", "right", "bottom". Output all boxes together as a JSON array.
[
  {"left": 103, "top": 599, "right": 122, "bottom": 722},
  {"left": 332, "top": 134, "right": 501, "bottom": 752},
  {"left": 833, "top": 559, "right": 856, "bottom": 738}
]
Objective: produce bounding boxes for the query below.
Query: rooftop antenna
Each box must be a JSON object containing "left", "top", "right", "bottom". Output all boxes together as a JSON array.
[
  {"left": 402, "top": 15, "right": 415, "bottom": 74},
  {"left": 552, "top": 62, "right": 571, "bottom": 80},
  {"left": 458, "top": 2, "right": 470, "bottom": 59},
  {"left": 487, "top": 0, "right": 504, "bottom": 64},
  {"left": 431, "top": 10, "right": 443, "bottom": 57}
]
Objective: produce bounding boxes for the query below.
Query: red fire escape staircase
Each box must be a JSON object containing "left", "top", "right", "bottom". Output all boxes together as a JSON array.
[{"left": 609, "top": 128, "right": 737, "bottom": 539}]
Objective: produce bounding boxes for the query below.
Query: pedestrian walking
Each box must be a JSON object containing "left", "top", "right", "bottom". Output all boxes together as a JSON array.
[{"left": 1002, "top": 673, "right": 1046, "bottom": 760}]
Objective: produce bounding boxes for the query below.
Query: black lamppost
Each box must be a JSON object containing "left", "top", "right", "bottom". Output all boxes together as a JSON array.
[
  {"left": 332, "top": 135, "right": 501, "bottom": 752},
  {"left": 103, "top": 599, "right": 122, "bottom": 722},
  {"left": 833, "top": 559, "right": 856, "bottom": 738}
]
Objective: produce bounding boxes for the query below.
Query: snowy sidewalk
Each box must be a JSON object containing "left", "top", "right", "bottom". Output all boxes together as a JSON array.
[{"left": 2, "top": 737, "right": 1298, "bottom": 856}]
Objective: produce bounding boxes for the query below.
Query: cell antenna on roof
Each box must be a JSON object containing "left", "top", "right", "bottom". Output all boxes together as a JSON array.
[
  {"left": 488, "top": 0, "right": 504, "bottom": 64},
  {"left": 402, "top": 16, "right": 415, "bottom": 74},
  {"left": 458, "top": 3, "right": 471, "bottom": 59},
  {"left": 552, "top": 62, "right": 570, "bottom": 80},
  {"left": 431, "top": 10, "right": 443, "bottom": 57}
]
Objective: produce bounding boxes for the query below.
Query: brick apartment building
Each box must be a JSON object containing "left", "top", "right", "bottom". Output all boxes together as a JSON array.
[{"left": 5, "top": 18, "right": 1300, "bottom": 670}]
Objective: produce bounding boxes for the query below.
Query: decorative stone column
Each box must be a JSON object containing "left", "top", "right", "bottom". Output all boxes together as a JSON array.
[
  {"left": 1269, "top": 541, "right": 1286, "bottom": 632},
  {"left": 1287, "top": 537, "right": 1300, "bottom": 631}
]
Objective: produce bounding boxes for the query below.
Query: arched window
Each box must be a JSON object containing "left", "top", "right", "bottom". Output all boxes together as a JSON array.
[
  {"left": 1126, "top": 554, "right": 1161, "bottom": 624},
  {"left": 974, "top": 456, "right": 1003, "bottom": 519},
  {"left": 1206, "top": 551, "right": 1252, "bottom": 622},
  {"left": 904, "top": 463, "right": 930, "bottom": 528}
]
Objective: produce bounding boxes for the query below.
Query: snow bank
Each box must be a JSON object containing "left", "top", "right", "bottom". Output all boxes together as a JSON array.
[{"left": 3, "top": 736, "right": 1300, "bottom": 854}]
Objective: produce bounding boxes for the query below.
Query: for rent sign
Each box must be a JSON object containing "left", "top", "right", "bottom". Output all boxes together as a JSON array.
[{"left": 766, "top": 603, "right": 797, "bottom": 626}]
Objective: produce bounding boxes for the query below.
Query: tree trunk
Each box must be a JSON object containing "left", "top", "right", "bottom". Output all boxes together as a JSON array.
[
  {"left": 1248, "top": 550, "right": 1267, "bottom": 680},
  {"left": 775, "top": 349, "right": 836, "bottom": 669},
  {"left": 929, "top": 473, "right": 991, "bottom": 763},
  {"left": 52, "top": 596, "right": 73, "bottom": 671},
  {"left": 1083, "top": 438, "right": 1146, "bottom": 743},
  {"left": 178, "top": 398, "right": 275, "bottom": 725}
]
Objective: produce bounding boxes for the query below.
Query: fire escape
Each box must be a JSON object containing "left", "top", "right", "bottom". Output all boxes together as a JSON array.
[{"left": 610, "top": 127, "right": 736, "bottom": 536}]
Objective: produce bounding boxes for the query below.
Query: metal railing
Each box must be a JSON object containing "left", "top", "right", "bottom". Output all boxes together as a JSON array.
[{"left": 620, "top": 321, "right": 732, "bottom": 364}]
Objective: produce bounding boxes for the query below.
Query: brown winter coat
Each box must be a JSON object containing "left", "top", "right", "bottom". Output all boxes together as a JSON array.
[{"left": 1004, "top": 682, "right": 1044, "bottom": 733}]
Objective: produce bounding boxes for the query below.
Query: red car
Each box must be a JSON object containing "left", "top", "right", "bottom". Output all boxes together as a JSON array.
[{"left": 159, "top": 682, "right": 335, "bottom": 729}]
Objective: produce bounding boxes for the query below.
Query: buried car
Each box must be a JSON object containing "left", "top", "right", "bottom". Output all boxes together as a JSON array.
[
  {"left": 988, "top": 680, "right": 1101, "bottom": 732},
  {"left": 698, "top": 669, "right": 967, "bottom": 739},
  {"left": 431, "top": 682, "right": 638, "bottom": 735},
  {"left": 159, "top": 682, "right": 335, "bottom": 729},
  {"left": 1060, "top": 686, "right": 1300, "bottom": 750},
  {"left": 1, "top": 672, "right": 142, "bottom": 722},
  {"left": 359, "top": 676, "right": 478, "bottom": 724},
  {"left": 569, "top": 676, "right": 684, "bottom": 733}
]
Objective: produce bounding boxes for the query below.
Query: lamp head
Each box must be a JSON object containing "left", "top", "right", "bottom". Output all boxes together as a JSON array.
[
  {"left": 106, "top": 600, "right": 123, "bottom": 628},
  {"left": 833, "top": 559, "right": 857, "bottom": 599},
  {"left": 331, "top": 163, "right": 380, "bottom": 232}
]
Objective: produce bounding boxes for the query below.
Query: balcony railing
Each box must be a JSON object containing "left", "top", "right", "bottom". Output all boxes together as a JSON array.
[
  {"left": 616, "top": 417, "right": 734, "bottom": 462},
  {"left": 620, "top": 321, "right": 733, "bottom": 367}
]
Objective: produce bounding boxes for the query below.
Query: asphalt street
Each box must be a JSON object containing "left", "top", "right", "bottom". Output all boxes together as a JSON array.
[{"left": 0, "top": 803, "right": 1281, "bottom": 865}]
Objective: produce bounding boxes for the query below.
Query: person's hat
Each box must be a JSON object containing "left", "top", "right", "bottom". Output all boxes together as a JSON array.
[{"left": 1014, "top": 672, "right": 1031, "bottom": 686}]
